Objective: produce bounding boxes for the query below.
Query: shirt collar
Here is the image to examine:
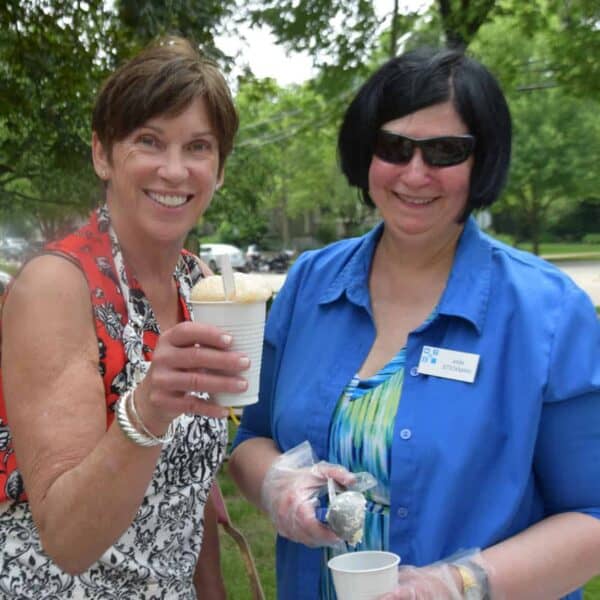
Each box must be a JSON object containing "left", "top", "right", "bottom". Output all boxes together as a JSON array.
[
  {"left": 318, "top": 217, "right": 492, "bottom": 333},
  {"left": 437, "top": 217, "right": 492, "bottom": 334},
  {"left": 318, "top": 222, "right": 384, "bottom": 308}
]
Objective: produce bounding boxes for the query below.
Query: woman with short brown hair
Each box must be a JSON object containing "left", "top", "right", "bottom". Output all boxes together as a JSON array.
[{"left": 0, "top": 36, "right": 244, "bottom": 598}]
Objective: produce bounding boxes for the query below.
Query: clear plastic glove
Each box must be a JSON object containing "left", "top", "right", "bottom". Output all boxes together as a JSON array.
[
  {"left": 261, "top": 441, "right": 356, "bottom": 547},
  {"left": 379, "top": 550, "right": 493, "bottom": 600}
]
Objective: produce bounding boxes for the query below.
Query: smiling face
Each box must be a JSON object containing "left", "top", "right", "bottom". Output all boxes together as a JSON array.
[
  {"left": 92, "top": 96, "right": 222, "bottom": 247},
  {"left": 368, "top": 101, "right": 473, "bottom": 247}
]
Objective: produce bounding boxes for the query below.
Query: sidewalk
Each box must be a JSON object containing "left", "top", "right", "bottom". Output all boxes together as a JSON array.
[
  {"left": 553, "top": 263, "right": 600, "bottom": 307},
  {"left": 255, "top": 265, "right": 600, "bottom": 307}
]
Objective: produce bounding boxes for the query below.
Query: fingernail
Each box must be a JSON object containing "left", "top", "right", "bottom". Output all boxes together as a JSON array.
[
  {"left": 239, "top": 356, "right": 250, "bottom": 368},
  {"left": 221, "top": 334, "right": 232, "bottom": 345},
  {"left": 236, "top": 379, "right": 248, "bottom": 390}
]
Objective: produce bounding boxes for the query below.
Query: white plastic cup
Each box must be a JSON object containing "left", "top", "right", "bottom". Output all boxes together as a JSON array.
[
  {"left": 327, "top": 551, "right": 400, "bottom": 600},
  {"left": 191, "top": 299, "right": 266, "bottom": 407}
]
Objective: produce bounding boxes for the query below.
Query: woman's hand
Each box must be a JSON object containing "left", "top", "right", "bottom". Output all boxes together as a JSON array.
[
  {"left": 261, "top": 446, "right": 356, "bottom": 547},
  {"left": 134, "top": 321, "right": 250, "bottom": 429},
  {"left": 379, "top": 564, "right": 464, "bottom": 599},
  {"left": 380, "top": 552, "right": 492, "bottom": 600}
]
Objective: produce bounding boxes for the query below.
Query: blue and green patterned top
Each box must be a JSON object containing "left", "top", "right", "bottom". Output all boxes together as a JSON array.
[{"left": 320, "top": 348, "right": 406, "bottom": 599}]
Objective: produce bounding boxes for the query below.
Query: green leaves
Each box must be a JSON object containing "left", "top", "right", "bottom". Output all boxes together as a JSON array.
[
  {"left": 476, "top": 19, "right": 600, "bottom": 252},
  {"left": 1, "top": 0, "right": 598, "bottom": 248}
]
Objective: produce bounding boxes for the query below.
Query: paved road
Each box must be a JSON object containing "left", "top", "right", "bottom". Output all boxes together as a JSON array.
[
  {"left": 256, "top": 260, "right": 600, "bottom": 306},
  {"left": 553, "top": 260, "right": 600, "bottom": 306}
]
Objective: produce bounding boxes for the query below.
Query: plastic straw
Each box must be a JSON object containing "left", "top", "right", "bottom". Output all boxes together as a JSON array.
[{"left": 220, "top": 254, "right": 236, "bottom": 301}]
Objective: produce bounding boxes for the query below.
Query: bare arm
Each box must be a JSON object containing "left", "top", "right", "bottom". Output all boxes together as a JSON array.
[
  {"left": 482, "top": 512, "right": 600, "bottom": 599},
  {"left": 193, "top": 486, "right": 226, "bottom": 599},
  {"left": 2, "top": 256, "right": 247, "bottom": 573},
  {"left": 228, "top": 437, "right": 281, "bottom": 509}
]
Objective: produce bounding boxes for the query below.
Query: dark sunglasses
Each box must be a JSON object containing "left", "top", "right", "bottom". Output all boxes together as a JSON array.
[{"left": 374, "top": 130, "right": 475, "bottom": 167}]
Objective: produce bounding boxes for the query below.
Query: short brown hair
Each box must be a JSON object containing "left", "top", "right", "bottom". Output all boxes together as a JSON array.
[{"left": 92, "top": 36, "right": 239, "bottom": 171}]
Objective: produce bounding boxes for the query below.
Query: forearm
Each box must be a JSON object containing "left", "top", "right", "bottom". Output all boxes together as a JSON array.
[
  {"left": 228, "top": 437, "right": 281, "bottom": 508},
  {"left": 35, "top": 420, "right": 162, "bottom": 574},
  {"left": 194, "top": 487, "right": 226, "bottom": 598},
  {"left": 483, "top": 512, "right": 600, "bottom": 599}
]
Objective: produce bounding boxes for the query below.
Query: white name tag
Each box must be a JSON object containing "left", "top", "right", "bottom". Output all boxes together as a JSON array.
[{"left": 417, "top": 345, "right": 480, "bottom": 383}]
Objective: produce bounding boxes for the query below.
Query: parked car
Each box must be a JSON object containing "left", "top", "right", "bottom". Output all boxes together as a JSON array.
[
  {"left": 245, "top": 244, "right": 295, "bottom": 273},
  {"left": 0, "top": 270, "right": 12, "bottom": 305},
  {"left": 199, "top": 243, "right": 247, "bottom": 273},
  {"left": 0, "top": 237, "right": 29, "bottom": 261}
]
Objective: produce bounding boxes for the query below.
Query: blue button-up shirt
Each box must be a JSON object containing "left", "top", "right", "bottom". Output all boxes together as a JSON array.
[{"left": 234, "top": 218, "right": 600, "bottom": 600}]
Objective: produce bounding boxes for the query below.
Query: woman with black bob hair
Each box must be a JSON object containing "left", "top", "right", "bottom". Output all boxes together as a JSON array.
[
  {"left": 339, "top": 47, "right": 511, "bottom": 218},
  {"left": 230, "top": 47, "right": 600, "bottom": 599}
]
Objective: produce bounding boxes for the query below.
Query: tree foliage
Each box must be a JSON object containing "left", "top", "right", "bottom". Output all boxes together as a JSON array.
[
  {"left": 245, "top": 0, "right": 379, "bottom": 69},
  {"left": 0, "top": 0, "right": 598, "bottom": 249},
  {"left": 0, "top": 0, "right": 115, "bottom": 235},
  {"left": 114, "top": 0, "right": 237, "bottom": 62},
  {"left": 497, "top": 89, "right": 598, "bottom": 253},
  {"left": 436, "top": 0, "right": 497, "bottom": 49},
  {"left": 493, "top": 0, "right": 600, "bottom": 98},
  {"left": 470, "top": 15, "right": 600, "bottom": 252},
  {"left": 206, "top": 75, "right": 365, "bottom": 248},
  {"left": 0, "top": 0, "right": 239, "bottom": 238}
]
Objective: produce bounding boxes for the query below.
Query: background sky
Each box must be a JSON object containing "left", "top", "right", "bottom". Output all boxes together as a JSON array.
[{"left": 216, "top": 0, "right": 432, "bottom": 85}]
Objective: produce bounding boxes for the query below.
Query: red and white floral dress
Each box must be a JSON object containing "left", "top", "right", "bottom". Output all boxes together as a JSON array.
[{"left": 0, "top": 205, "right": 226, "bottom": 599}]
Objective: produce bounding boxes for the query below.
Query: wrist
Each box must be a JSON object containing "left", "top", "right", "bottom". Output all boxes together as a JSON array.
[
  {"left": 454, "top": 561, "right": 491, "bottom": 600},
  {"left": 131, "top": 387, "right": 171, "bottom": 437},
  {"left": 115, "top": 388, "right": 175, "bottom": 447}
]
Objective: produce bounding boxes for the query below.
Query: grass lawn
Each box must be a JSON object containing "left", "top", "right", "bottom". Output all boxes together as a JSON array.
[
  {"left": 485, "top": 234, "right": 600, "bottom": 260},
  {"left": 537, "top": 242, "right": 600, "bottom": 257},
  {"left": 218, "top": 424, "right": 600, "bottom": 599},
  {"left": 587, "top": 578, "right": 600, "bottom": 599},
  {"left": 0, "top": 260, "right": 18, "bottom": 275},
  {"left": 218, "top": 460, "right": 277, "bottom": 599}
]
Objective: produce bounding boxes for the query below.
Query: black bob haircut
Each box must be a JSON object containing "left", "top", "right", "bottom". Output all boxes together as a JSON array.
[{"left": 338, "top": 47, "right": 512, "bottom": 221}]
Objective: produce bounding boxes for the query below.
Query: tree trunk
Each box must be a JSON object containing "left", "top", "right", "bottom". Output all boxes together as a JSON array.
[
  {"left": 280, "top": 193, "right": 290, "bottom": 248},
  {"left": 389, "top": 0, "right": 399, "bottom": 58},
  {"left": 437, "top": 0, "right": 496, "bottom": 50}
]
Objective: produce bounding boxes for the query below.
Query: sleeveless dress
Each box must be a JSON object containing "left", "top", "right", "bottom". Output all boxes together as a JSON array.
[{"left": 0, "top": 206, "right": 227, "bottom": 599}]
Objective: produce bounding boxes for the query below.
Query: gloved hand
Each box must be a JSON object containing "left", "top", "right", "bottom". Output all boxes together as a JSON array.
[
  {"left": 379, "top": 550, "right": 493, "bottom": 600},
  {"left": 261, "top": 441, "right": 356, "bottom": 547}
]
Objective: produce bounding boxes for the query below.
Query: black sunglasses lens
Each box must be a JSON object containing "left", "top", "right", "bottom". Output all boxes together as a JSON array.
[
  {"left": 422, "top": 137, "right": 473, "bottom": 166},
  {"left": 375, "top": 131, "right": 474, "bottom": 167},
  {"left": 374, "top": 131, "right": 414, "bottom": 164}
]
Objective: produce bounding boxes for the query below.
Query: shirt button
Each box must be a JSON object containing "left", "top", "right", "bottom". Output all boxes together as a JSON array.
[
  {"left": 409, "top": 366, "right": 419, "bottom": 376},
  {"left": 400, "top": 428, "right": 412, "bottom": 440},
  {"left": 397, "top": 507, "right": 409, "bottom": 518}
]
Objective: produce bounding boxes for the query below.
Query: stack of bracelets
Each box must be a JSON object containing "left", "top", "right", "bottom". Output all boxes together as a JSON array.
[{"left": 116, "top": 388, "right": 176, "bottom": 447}]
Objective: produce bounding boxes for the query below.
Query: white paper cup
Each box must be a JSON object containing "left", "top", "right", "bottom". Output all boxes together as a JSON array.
[
  {"left": 327, "top": 551, "right": 400, "bottom": 600},
  {"left": 191, "top": 300, "right": 266, "bottom": 407}
]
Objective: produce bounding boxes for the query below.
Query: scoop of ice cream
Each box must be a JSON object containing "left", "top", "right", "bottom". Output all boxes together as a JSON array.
[
  {"left": 191, "top": 273, "right": 273, "bottom": 303},
  {"left": 326, "top": 490, "right": 366, "bottom": 546}
]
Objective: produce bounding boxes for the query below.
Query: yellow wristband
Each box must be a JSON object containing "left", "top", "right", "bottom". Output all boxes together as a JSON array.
[{"left": 456, "top": 564, "right": 478, "bottom": 598}]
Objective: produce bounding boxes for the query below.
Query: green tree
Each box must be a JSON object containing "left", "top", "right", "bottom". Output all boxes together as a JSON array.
[
  {"left": 470, "top": 13, "right": 600, "bottom": 252},
  {"left": 493, "top": 89, "right": 598, "bottom": 254},
  {"left": 0, "top": 0, "right": 241, "bottom": 240},
  {"left": 493, "top": 0, "right": 600, "bottom": 98},
  {"left": 206, "top": 74, "right": 366, "bottom": 249},
  {"left": 436, "top": 0, "right": 497, "bottom": 49},
  {"left": 0, "top": 0, "right": 115, "bottom": 234},
  {"left": 114, "top": 0, "right": 237, "bottom": 62}
]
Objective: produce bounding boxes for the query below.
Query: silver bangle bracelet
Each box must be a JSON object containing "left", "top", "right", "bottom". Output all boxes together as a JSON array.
[
  {"left": 115, "top": 391, "right": 159, "bottom": 447},
  {"left": 128, "top": 387, "right": 175, "bottom": 445}
]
